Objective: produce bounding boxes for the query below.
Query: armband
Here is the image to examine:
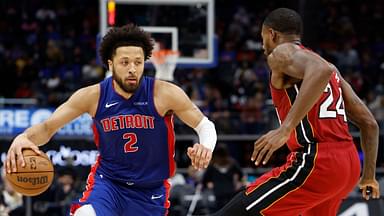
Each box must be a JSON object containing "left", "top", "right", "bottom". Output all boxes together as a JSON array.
[{"left": 193, "top": 117, "right": 217, "bottom": 151}]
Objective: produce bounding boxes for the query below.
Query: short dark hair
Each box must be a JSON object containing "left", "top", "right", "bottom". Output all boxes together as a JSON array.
[
  {"left": 263, "top": 8, "right": 303, "bottom": 35},
  {"left": 99, "top": 24, "right": 154, "bottom": 67}
]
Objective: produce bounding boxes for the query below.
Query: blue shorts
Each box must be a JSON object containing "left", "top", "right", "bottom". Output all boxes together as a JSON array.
[{"left": 70, "top": 173, "right": 170, "bottom": 216}]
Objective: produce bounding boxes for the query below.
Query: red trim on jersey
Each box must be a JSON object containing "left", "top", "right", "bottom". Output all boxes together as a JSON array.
[
  {"left": 297, "top": 44, "right": 306, "bottom": 49},
  {"left": 152, "top": 79, "right": 164, "bottom": 117},
  {"left": 164, "top": 115, "right": 176, "bottom": 177},
  {"left": 260, "top": 146, "right": 318, "bottom": 215},
  {"left": 92, "top": 123, "right": 100, "bottom": 149},
  {"left": 163, "top": 180, "right": 171, "bottom": 215},
  {"left": 246, "top": 153, "right": 298, "bottom": 195},
  {"left": 69, "top": 203, "right": 81, "bottom": 216},
  {"left": 79, "top": 156, "right": 101, "bottom": 202},
  {"left": 282, "top": 88, "right": 303, "bottom": 150}
]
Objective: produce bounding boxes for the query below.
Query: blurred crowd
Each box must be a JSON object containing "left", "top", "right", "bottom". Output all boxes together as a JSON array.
[
  {"left": 0, "top": 0, "right": 101, "bottom": 107},
  {"left": 1, "top": 0, "right": 383, "bottom": 135},
  {"left": 175, "top": 0, "right": 384, "bottom": 134}
]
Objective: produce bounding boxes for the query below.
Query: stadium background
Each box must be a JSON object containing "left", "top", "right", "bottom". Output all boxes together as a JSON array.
[{"left": 0, "top": 0, "right": 383, "bottom": 215}]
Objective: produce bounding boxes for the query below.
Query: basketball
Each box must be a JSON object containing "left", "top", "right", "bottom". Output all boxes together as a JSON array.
[{"left": 6, "top": 149, "right": 54, "bottom": 196}]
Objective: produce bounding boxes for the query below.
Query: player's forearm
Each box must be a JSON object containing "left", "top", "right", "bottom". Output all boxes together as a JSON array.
[
  {"left": 350, "top": 107, "right": 380, "bottom": 180},
  {"left": 281, "top": 67, "right": 332, "bottom": 132},
  {"left": 344, "top": 92, "right": 379, "bottom": 179},
  {"left": 21, "top": 122, "right": 56, "bottom": 146},
  {"left": 360, "top": 123, "right": 379, "bottom": 179}
]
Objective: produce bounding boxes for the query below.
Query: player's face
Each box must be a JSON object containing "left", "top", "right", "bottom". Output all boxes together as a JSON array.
[
  {"left": 109, "top": 46, "right": 145, "bottom": 93},
  {"left": 261, "top": 25, "right": 276, "bottom": 56}
]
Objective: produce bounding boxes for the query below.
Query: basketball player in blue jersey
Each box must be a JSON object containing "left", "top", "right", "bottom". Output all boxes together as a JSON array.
[{"left": 5, "top": 24, "right": 217, "bottom": 216}]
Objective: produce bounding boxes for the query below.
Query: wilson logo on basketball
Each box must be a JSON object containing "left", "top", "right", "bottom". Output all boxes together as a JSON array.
[
  {"left": 37, "top": 161, "right": 49, "bottom": 166},
  {"left": 17, "top": 176, "right": 48, "bottom": 185}
]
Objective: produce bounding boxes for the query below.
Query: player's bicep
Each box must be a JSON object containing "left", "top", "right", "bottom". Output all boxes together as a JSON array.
[
  {"left": 164, "top": 83, "right": 204, "bottom": 128},
  {"left": 44, "top": 87, "right": 94, "bottom": 134},
  {"left": 44, "top": 102, "right": 83, "bottom": 133},
  {"left": 177, "top": 106, "right": 204, "bottom": 128},
  {"left": 339, "top": 73, "right": 374, "bottom": 126}
]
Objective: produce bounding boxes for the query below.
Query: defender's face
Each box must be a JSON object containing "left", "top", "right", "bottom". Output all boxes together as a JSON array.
[
  {"left": 261, "top": 25, "right": 276, "bottom": 56},
  {"left": 108, "top": 46, "right": 145, "bottom": 93}
]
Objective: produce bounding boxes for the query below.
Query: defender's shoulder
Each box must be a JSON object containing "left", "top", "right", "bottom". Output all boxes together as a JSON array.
[
  {"left": 269, "top": 43, "right": 298, "bottom": 61},
  {"left": 154, "top": 79, "right": 181, "bottom": 94},
  {"left": 267, "top": 43, "right": 300, "bottom": 71},
  {"left": 76, "top": 84, "right": 100, "bottom": 97},
  {"left": 69, "top": 84, "right": 101, "bottom": 107}
]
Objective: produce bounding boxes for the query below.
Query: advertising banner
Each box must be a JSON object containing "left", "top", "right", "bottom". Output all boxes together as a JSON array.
[{"left": 0, "top": 108, "right": 93, "bottom": 138}]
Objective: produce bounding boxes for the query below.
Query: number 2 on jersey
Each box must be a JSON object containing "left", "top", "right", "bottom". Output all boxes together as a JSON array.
[
  {"left": 319, "top": 83, "right": 347, "bottom": 122},
  {"left": 123, "top": 132, "right": 138, "bottom": 153}
]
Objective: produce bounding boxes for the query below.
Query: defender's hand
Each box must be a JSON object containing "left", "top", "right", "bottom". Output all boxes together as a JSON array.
[
  {"left": 187, "top": 143, "right": 212, "bottom": 170},
  {"left": 6, "top": 135, "right": 42, "bottom": 173},
  {"left": 359, "top": 178, "right": 380, "bottom": 200},
  {"left": 251, "top": 127, "right": 290, "bottom": 166}
]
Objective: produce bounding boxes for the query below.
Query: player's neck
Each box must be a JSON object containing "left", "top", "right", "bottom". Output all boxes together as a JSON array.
[{"left": 278, "top": 35, "right": 301, "bottom": 45}]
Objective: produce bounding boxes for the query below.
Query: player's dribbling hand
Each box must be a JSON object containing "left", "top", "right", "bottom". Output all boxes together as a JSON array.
[
  {"left": 6, "top": 134, "right": 42, "bottom": 174},
  {"left": 187, "top": 143, "right": 212, "bottom": 170},
  {"left": 359, "top": 178, "right": 380, "bottom": 200},
  {"left": 251, "top": 127, "right": 290, "bottom": 166}
]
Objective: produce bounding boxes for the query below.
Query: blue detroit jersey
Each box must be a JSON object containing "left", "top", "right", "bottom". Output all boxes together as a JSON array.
[{"left": 92, "top": 76, "right": 175, "bottom": 186}]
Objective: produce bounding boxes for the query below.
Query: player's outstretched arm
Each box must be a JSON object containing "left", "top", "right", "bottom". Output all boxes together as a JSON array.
[
  {"left": 6, "top": 84, "right": 99, "bottom": 174},
  {"left": 338, "top": 71, "right": 380, "bottom": 200},
  {"left": 154, "top": 80, "right": 217, "bottom": 170}
]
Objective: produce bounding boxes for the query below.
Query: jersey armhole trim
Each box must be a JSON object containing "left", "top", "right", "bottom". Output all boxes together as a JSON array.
[
  {"left": 151, "top": 79, "right": 166, "bottom": 118},
  {"left": 93, "top": 83, "right": 103, "bottom": 118}
]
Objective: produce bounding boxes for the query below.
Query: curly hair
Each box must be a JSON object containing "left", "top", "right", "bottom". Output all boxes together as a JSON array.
[{"left": 99, "top": 24, "right": 154, "bottom": 67}]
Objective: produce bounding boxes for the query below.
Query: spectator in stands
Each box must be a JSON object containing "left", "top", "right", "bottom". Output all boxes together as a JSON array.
[
  {"left": 240, "top": 92, "right": 266, "bottom": 134},
  {"left": 33, "top": 167, "right": 79, "bottom": 216},
  {"left": 205, "top": 86, "right": 231, "bottom": 133},
  {"left": 0, "top": 167, "right": 24, "bottom": 216},
  {"left": 368, "top": 93, "right": 384, "bottom": 130},
  {"left": 202, "top": 144, "right": 245, "bottom": 212}
]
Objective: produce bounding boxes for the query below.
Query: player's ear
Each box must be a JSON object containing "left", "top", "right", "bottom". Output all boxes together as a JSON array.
[
  {"left": 107, "top": 60, "right": 113, "bottom": 71},
  {"left": 270, "top": 29, "right": 278, "bottom": 43}
]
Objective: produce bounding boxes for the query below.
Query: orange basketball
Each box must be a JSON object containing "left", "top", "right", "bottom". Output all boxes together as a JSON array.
[{"left": 6, "top": 149, "right": 54, "bottom": 196}]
